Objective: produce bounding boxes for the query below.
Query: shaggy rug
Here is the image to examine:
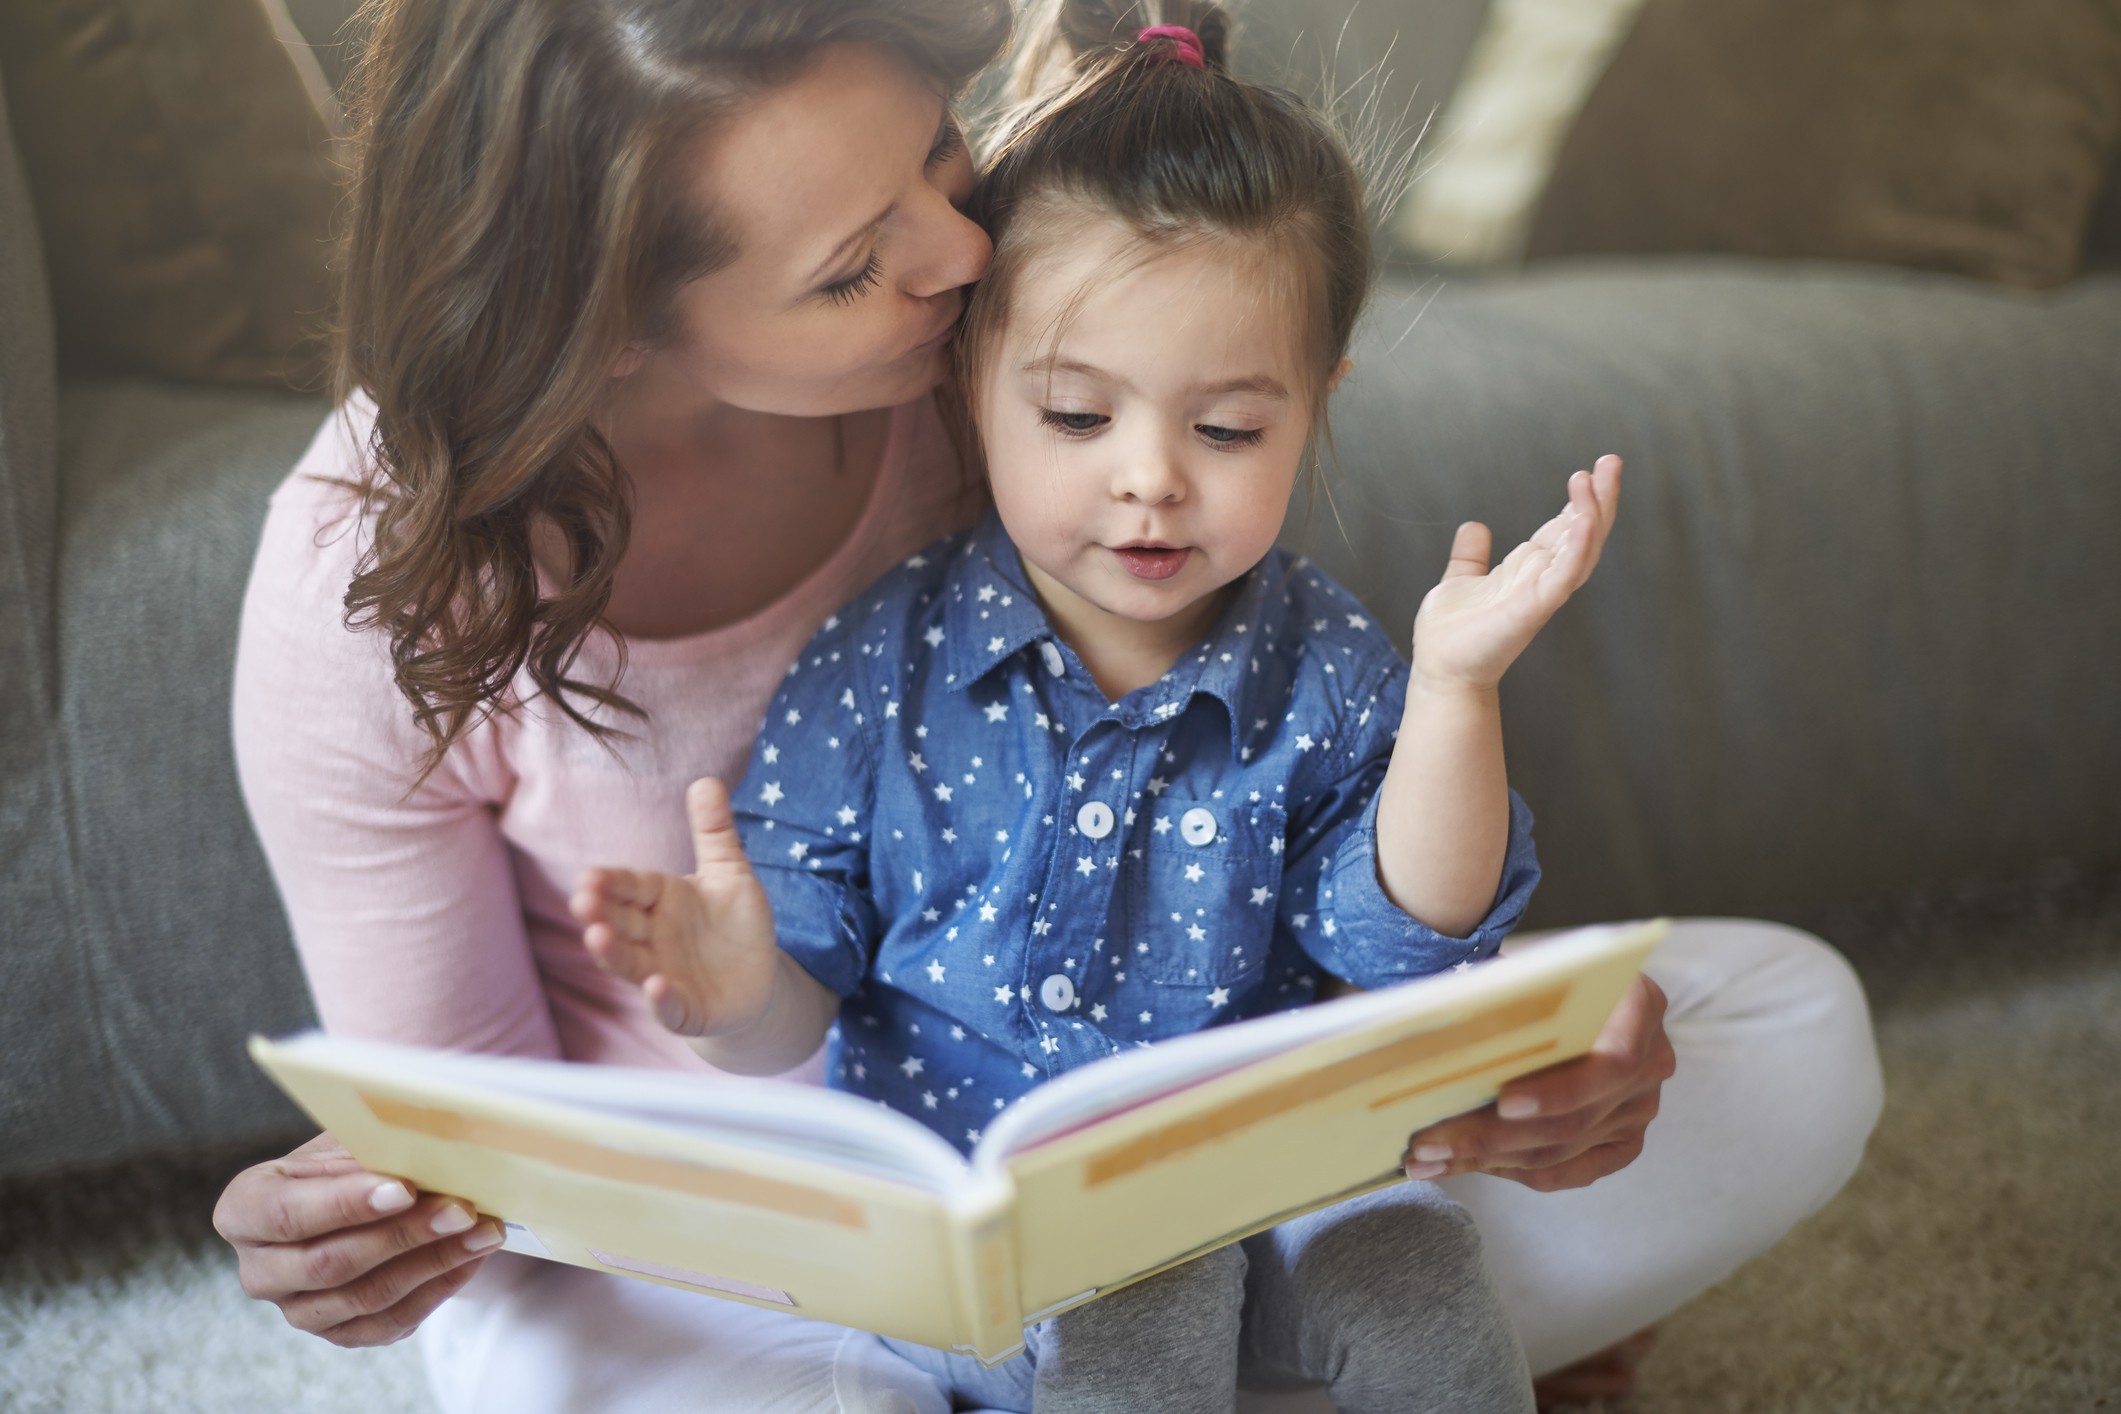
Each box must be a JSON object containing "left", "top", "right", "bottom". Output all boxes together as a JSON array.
[{"left": 4, "top": 863, "right": 2116, "bottom": 1413}]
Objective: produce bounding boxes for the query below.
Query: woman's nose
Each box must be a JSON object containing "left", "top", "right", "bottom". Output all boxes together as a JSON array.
[{"left": 903, "top": 199, "right": 991, "bottom": 298}]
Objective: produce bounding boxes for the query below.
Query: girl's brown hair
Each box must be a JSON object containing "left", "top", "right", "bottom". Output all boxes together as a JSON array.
[
  {"left": 959, "top": 0, "right": 1373, "bottom": 426},
  {"left": 335, "top": 0, "right": 1010, "bottom": 778}
]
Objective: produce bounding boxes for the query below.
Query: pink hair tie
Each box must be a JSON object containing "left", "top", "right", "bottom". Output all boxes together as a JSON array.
[{"left": 1136, "top": 24, "right": 1207, "bottom": 69}]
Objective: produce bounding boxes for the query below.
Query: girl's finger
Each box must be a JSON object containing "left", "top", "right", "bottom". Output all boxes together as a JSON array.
[
  {"left": 1440, "top": 521, "right": 1492, "bottom": 579},
  {"left": 583, "top": 923, "right": 653, "bottom": 982},
  {"left": 645, "top": 973, "right": 704, "bottom": 1036}
]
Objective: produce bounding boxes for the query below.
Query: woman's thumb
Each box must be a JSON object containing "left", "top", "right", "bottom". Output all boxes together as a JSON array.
[{"left": 686, "top": 777, "right": 747, "bottom": 872}]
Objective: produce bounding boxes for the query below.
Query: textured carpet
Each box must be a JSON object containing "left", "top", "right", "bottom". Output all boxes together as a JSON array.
[{"left": 5, "top": 864, "right": 2117, "bottom": 1413}]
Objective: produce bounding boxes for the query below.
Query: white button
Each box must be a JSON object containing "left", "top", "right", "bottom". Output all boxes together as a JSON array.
[
  {"left": 1040, "top": 641, "right": 1066, "bottom": 677},
  {"left": 1076, "top": 801, "right": 1115, "bottom": 840},
  {"left": 1180, "top": 807, "right": 1218, "bottom": 846},
  {"left": 1039, "top": 974, "right": 1076, "bottom": 1012}
]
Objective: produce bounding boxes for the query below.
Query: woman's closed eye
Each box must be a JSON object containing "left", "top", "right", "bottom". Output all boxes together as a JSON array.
[
  {"left": 926, "top": 118, "right": 964, "bottom": 169},
  {"left": 819, "top": 250, "right": 883, "bottom": 307}
]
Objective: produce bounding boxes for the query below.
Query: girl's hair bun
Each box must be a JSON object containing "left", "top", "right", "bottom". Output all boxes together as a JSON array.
[{"left": 1013, "top": 0, "right": 1234, "bottom": 97}]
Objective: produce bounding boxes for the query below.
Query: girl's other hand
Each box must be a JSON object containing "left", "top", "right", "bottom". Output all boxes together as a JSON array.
[
  {"left": 213, "top": 1131, "right": 503, "bottom": 1346},
  {"left": 571, "top": 776, "right": 781, "bottom": 1039},
  {"left": 1400, "top": 971, "right": 1674, "bottom": 1190},
  {"left": 1412, "top": 454, "right": 1622, "bottom": 692}
]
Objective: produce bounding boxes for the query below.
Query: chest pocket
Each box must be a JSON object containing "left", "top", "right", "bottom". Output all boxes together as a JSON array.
[{"left": 1120, "top": 796, "right": 1285, "bottom": 988}]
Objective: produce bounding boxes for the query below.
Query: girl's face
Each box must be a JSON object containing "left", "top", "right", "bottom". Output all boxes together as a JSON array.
[
  {"left": 626, "top": 44, "right": 990, "bottom": 417},
  {"left": 976, "top": 216, "right": 1324, "bottom": 639}
]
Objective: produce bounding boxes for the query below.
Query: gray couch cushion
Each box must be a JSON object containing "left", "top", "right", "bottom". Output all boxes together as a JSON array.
[
  {"left": 5, "top": 381, "right": 327, "bottom": 1175},
  {"left": 1298, "top": 260, "right": 2121, "bottom": 925}
]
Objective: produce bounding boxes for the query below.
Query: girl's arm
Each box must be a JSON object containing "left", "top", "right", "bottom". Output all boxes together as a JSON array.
[
  {"left": 572, "top": 777, "right": 840, "bottom": 1076},
  {"left": 1374, "top": 458, "right": 1621, "bottom": 935}
]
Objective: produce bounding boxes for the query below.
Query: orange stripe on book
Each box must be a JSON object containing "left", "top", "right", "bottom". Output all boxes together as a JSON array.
[
  {"left": 1365, "top": 1039, "right": 1558, "bottom": 1110},
  {"left": 1083, "top": 984, "right": 1569, "bottom": 1187},
  {"left": 359, "top": 1092, "right": 867, "bottom": 1228}
]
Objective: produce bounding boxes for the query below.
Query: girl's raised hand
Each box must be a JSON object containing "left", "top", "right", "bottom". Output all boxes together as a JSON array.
[
  {"left": 570, "top": 777, "right": 781, "bottom": 1039},
  {"left": 1412, "top": 455, "right": 1621, "bottom": 691}
]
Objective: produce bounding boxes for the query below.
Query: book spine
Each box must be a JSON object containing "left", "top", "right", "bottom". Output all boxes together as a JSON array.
[{"left": 945, "top": 1172, "right": 1025, "bottom": 1366}]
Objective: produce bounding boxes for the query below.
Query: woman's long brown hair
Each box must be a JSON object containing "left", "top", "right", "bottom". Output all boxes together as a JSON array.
[{"left": 333, "top": 0, "right": 1010, "bottom": 780}]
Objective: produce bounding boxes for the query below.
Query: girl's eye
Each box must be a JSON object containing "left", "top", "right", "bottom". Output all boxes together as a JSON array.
[
  {"left": 1038, "top": 409, "right": 1108, "bottom": 437},
  {"left": 1197, "top": 424, "right": 1266, "bottom": 448},
  {"left": 820, "top": 251, "right": 883, "bottom": 307},
  {"left": 926, "top": 119, "right": 965, "bottom": 168}
]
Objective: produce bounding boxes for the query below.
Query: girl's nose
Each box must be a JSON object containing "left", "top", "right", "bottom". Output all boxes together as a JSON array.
[{"left": 1112, "top": 436, "right": 1187, "bottom": 506}]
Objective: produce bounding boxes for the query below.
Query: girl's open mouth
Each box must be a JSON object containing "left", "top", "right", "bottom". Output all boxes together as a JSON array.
[{"left": 1113, "top": 545, "right": 1190, "bottom": 580}]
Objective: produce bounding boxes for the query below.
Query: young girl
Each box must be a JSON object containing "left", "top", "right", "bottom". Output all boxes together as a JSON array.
[{"left": 574, "top": 5, "right": 1618, "bottom": 1409}]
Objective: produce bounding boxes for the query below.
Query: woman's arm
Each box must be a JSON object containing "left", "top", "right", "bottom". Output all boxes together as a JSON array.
[{"left": 217, "top": 420, "right": 549, "bottom": 1344}]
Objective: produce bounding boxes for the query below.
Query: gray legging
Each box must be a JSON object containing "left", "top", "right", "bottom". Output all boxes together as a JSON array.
[{"left": 882, "top": 1181, "right": 1534, "bottom": 1414}]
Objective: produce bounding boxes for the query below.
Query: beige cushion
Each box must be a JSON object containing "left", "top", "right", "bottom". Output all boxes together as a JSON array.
[
  {"left": 1523, "top": 0, "right": 2121, "bottom": 289},
  {"left": 0, "top": 0, "right": 340, "bottom": 387}
]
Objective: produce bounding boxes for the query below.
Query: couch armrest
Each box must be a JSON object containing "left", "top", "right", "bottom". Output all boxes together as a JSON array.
[{"left": 1298, "top": 259, "right": 2121, "bottom": 925}]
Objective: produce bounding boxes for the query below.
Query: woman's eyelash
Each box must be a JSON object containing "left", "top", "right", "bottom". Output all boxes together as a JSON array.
[
  {"left": 820, "top": 250, "right": 883, "bottom": 307},
  {"left": 927, "top": 120, "right": 965, "bottom": 168}
]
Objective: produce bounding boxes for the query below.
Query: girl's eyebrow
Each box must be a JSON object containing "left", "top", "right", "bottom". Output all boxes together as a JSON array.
[{"left": 1018, "top": 356, "right": 1288, "bottom": 400}]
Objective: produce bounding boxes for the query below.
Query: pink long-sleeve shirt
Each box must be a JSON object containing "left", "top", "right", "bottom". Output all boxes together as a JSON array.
[{"left": 233, "top": 394, "right": 971, "bottom": 1083}]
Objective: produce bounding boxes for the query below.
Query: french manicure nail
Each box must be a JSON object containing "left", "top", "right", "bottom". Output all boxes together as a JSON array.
[
  {"left": 462, "top": 1225, "right": 505, "bottom": 1253},
  {"left": 369, "top": 1180, "right": 414, "bottom": 1213},
  {"left": 1404, "top": 1161, "right": 1448, "bottom": 1180},
  {"left": 1412, "top": 1144, "right": 1452, "bottom": 1163},
  {"left": 1498, "top": 1095, "right": 1540, "bottom": 1119},
  {"left": 430, "top": 1204, "right": 476, "bottom": 1235}
]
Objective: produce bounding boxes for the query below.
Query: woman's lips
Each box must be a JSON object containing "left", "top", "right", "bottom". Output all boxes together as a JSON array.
[{"left": 1112, "top": 545, "right": 1190, "bottom": 580}]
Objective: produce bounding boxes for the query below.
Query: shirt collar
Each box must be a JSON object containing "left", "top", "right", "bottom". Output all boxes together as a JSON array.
[{"left": 941, "top": 511, "right": 1294, "bottom": 764}]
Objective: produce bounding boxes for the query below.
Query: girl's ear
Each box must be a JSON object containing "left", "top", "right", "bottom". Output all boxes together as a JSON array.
[
  {"left": 1324, "top": 357, "right": 1354, "bottom": 395},
  {"left": 610, "top": 346, "right": 647, "bottom": 379}
]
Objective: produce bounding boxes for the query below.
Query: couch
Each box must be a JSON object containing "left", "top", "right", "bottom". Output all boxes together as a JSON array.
[{"left": 4, "top": 0, "right": 2118, "bottom": 1194}]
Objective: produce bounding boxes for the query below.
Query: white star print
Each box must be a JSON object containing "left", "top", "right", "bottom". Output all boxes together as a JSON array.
[
  {"left": 994, "top": 986, "right": 1013, "bottom": 1003},
  {"left": 1090, "top": 1003, "right": 1107, "bottom": 1022},
  {"left": 922, "top": 908, "right": 941, "bottom": 922},
  {"left": 1187, "top": 923, "right": 1206, "bottom": 941},
  {"left": 762, "top": 744, "right": 779, "bottom": 764},
  {"left": 909, "top": 753, "right": 926, "bottom": 774},
  {"left": 1076, "top": 856, "right": 1095, "bottom": 876},
  {"left": 899, "top": 1057, "right": 924, "bottom": 1077},
  {"left": 987, "top": 636, "right": 1004, "bottom": 653},
  {"left": 785, "top": 708, "right": 801, "bottom": 725},
  {"left": 1250, "top": 887, "right": 1271, "bottom": 906},
  {"left": 934, "top": 783, "right": 953, "bottom": 801},
  {"left": 926, "top": 959, "right": 946, "bottom": 983},
  {"left": 1139, "top": 1011, "right": 1153, "bottom": 1024},
  {"left": 1040, "top": 1034, "right": 1059, "bottom": 1055},
  {"left": 923, "top": 626, "right": 945, "bottom": 647},
  {"left": 885, "top": 700, "right": 899, "bottom": 718},
  {"left": 951, "top": 1025, "right": 966, "bottom": 1039},
  {"left": 922, "top": 1091, "right": 938, "bottom": 1108},
  {"left": 1207, "top": 987, "right": 1230, "bottom": 1008},
  {"left": 978, "top": 584, "right": 997, "bottom": 602},
  {"left": 1031, "top": 918, "right": 1050, "bottom": 935},
  {"left": 1294, "top": 734, "right": 1314, "bottom": 752},
  {"left": 1346, "top": 612, "right": 1369, "bottom": 629},
  {"left": 1146, "top": 776, "right": 1169, "bottom": 795},
  {"left": 1183, "top": 863, "right": 1205, "bottom": 883},
  {"left": 787, "top": 842, "right": 808, "bottom": 860},
  {"left": 984, "top": 702, "right": 1008, "bottom": 722},
  {"left": 836, "top": 806, "right": 857, "bottom": 826},
  {"left": 1067, "top": 771, "right": 1086, "bottom": 791},
  {"left": 979, "top": 902, "right": 998, "bottom": 922},
  {"left": 1154, "top": 816, "right": 1173, "bottom": 834},
  {"left": 759, "top": 782, "right": 784, "bottom": 806}
]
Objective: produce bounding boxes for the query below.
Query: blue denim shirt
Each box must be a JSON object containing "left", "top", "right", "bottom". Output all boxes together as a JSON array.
[{"left": 735, "top": 515, "right": 1540, "bottom": 1153}]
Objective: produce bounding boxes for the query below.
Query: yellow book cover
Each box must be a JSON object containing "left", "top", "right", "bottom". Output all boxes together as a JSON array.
[{"left": 250, "top": 919, "right": 1664, "bottom": 1364}]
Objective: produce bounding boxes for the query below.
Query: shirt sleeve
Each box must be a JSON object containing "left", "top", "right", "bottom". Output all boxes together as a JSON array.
[
  {"left": 733, "top": 624, "right": 882, "bottom": 1000},
  {"left": 233, "top": 422, "right": 561, "bottom": 1061},
  {"left": 1277, "top": 657, "right": 1541, "bottom": 984}
]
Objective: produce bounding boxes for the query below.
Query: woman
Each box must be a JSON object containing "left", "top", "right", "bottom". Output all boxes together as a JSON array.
[{"left": 212, "top": 1, "right": 1883, "bottom": 1409}]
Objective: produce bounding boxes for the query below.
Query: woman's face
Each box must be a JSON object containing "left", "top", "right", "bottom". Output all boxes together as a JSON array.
[{"left": 632, "top": 44, "right": 989, "bottom": 417}]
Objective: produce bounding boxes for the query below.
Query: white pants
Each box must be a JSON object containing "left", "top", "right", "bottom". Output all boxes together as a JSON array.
[{"left": 421, "top": 919, "right": 1883, "bottom": 1414}]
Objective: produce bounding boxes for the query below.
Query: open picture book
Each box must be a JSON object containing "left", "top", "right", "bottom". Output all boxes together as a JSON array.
[{"left": 250, "top": 919, "right": 1665, "bottom": 1364}]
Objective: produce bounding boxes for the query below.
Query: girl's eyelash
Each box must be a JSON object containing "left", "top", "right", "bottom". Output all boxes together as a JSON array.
[
  {"left": 1039, "top": 410, "right": 1107, "bottom": 436},
  {"left": 1197, "top": 425, "right": 1266, "bottom": 449},
  {"left": 820, "top": 250, "right": 883, "bottom": 307}
]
